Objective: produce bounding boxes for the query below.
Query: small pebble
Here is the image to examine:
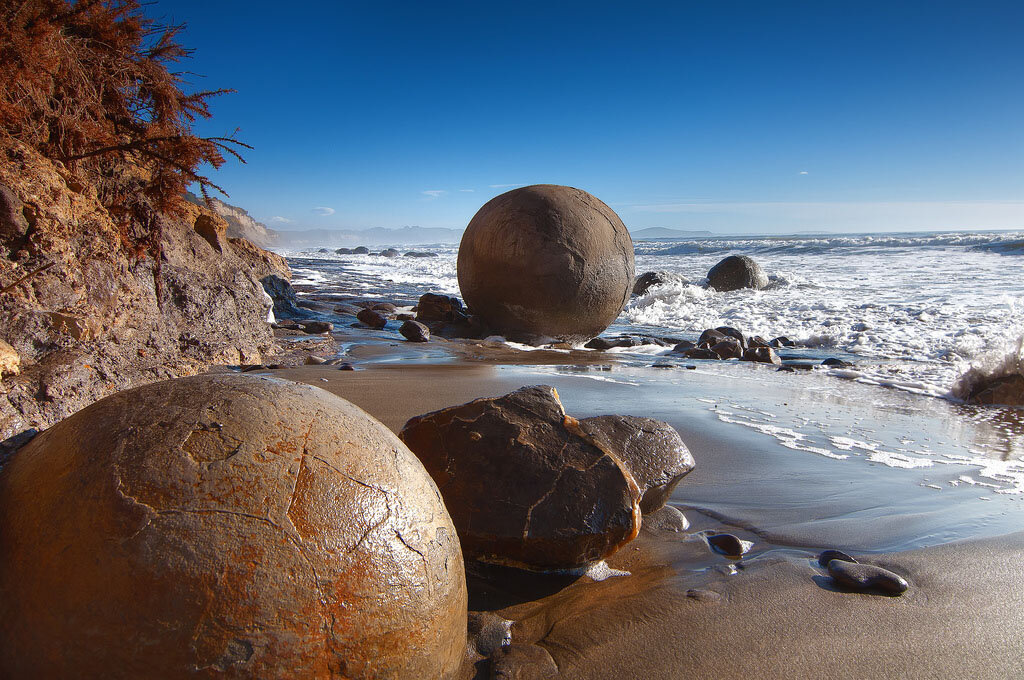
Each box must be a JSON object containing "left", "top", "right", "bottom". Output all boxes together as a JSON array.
[
  {"left": 817, "top": 549, "right": 857, "bottom": 567},
  {"left": 337, "top": 363, "right": 355, "bottom": 371},
  {"left": 828, "top": 560, "right": 909, "bottom": 595},
  {"left": 706, "top": 532, "right": 751, "bottom": 557}
]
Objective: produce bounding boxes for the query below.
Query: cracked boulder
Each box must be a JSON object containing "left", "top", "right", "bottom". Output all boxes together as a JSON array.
[
  {"left": 0, "top": 374, "right": 467, "bottom": 679},
  {"left": 577, "top": 415, "right": 694, "bottom": 514},
  {"left": 457, "top": 185, "right": 634, "bottom": 343},
  {"left": 399, "top": 385, "right": 641, "bottom": 571}
]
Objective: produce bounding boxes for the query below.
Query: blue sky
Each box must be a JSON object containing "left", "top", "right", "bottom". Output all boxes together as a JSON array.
[{"left": 164, "top": 1, "right": 1023, "bottom": 233}]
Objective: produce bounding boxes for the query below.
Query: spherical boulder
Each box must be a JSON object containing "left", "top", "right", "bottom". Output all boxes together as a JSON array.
[
  {"left": 706, "top": 255, "right": 768, "bottom": 291},
  {"left": 0, "top": 374, "right": 467, "bottom": 679},
  {"left": 457, "top": 185, "right": 634, "bottom": 342}
]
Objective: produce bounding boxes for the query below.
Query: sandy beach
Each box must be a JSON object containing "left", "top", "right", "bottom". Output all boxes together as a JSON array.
[{"left": 255, "top": 342, "right": 1024, "bottom": 679}]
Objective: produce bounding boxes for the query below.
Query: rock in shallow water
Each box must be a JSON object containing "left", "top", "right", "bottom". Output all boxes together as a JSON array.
[
  {"left": 818, "top": 549, "right": 858, "bottom": 567},
  {"left": 706, "top": 533, "right": 752, "bottom": 557},
  {"left": 457, "top": 184, "right": 634, "bottom": 342},
  {"left": 0, "top": 374, "right": 467, "bottom": 679},
  {"left": 399, "top": 385, "right": 641, "bottom": 570},
  {"left": 706, "top": 255, "right": 769, "bottom": 291},
  {"left": 828, "top": 560, "right": 909, "bottom": 595},
  {"left": 356, "top": 308, "right": 387, "bottom": 329},
  {"left": 400, "top": 319, "right": 430, "bottom": 342}
]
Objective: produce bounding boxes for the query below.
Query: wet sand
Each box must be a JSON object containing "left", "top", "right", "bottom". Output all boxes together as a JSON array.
[{"left": 266, "top": 359, "right": 1024, "bottom": 679}]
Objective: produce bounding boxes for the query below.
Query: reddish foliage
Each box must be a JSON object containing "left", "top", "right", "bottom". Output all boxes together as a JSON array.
[{"left": 0, "top": 0, "right": 247, "bottom": 252}]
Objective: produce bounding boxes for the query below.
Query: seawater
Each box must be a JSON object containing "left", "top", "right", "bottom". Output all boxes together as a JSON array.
[
  {"left": 282, "top": 229, "right": 1024, "bottom": 402},
  {"left": 280, "top": 231, "right": 1024, "bottom": 504}
]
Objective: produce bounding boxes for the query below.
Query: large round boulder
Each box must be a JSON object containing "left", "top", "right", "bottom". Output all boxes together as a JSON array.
[
  {"left": 457, "top": 185, "right": 634, "bottom": 342},
  {"left": 706, "top": 255, "right": 768, "bottom": 291},
  {"left": 0, "top": 374, "right": 467, "bottom": 679}
]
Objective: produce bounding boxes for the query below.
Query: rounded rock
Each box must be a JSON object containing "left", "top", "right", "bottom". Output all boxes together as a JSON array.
[
  {"left": 707, "top": 255, "right": 768, "bottom": 292},
  {"left": 818, "top": 549, "right": 858, "bottom": 567},
  {"left": 828, "top": 560, "right": 909, "bottom": 595},
  {"left": 457, "top": 185, "right": 634, "bottom": 342},
  {"left": 0, "top": 374, "right": 467, "bottom": 679}
]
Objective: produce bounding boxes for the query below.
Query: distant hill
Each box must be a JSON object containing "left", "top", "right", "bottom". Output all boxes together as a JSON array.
[
  {"left": 185, "top": 194, "right": 463, "bottom": 247},
  {"left": 630, "top": 227, "right": 714, "bottom": 240}
]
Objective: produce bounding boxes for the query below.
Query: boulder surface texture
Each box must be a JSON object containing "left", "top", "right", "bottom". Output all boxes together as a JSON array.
[
  {"left": 577, "top": 415, "right": 694, "bottom": 514},
  {"left": 400, "top": 385, "right": 642, "bottom": 570},
  {"left": 706, "top": 255, "right": 768, "bottom": 291},
  {"left": 0, "top": 374, "right": 467, "bottom": 679},
  {"left": 457, "top": 185, "right": 634, "bottom": 342}
]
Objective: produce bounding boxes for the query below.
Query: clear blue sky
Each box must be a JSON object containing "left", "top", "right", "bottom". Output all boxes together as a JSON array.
[{"left": 161, "top": 1, "right": 1023, "bottom": 233}]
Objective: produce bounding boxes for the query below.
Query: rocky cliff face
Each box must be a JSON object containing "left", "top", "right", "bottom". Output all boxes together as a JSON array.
[
  {"left": 186, "top": 193, "right": 277, "bottom": 247},
  {"left": 0, "top": 141, "right": 289, "bottom": 445}
]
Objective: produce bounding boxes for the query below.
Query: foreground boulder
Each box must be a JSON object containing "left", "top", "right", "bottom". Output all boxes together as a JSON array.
[
  {"left": 457, "top": 185, "right": 634, "bottom": 342},
  {"left": 0, "top": 375, "right": 467, "bottom": 679},
  {"left": 707, "top": 255, "right": 768, "bottom": 291},
  {"left": 399, "top": 385, "right": 641, "bottom": 570},
  {"left": 577, "top": 415, "right": 694, "bottom": 514}
]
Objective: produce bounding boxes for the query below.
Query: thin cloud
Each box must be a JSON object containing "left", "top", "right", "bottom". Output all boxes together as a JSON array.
[
  {"left": 269, "top": 216, "right": 293, "bottom": 223},
  {"left": 459, "top": 189, "right": 475, "bottom": 193},
  {"left": 489, "top": 183, "right": 525, "bottom": 189},
  {"left": 421, "top": 190, "right": 446, "bottom": 199},
  {"left": 312, "top": 206, "right": 335, "bottom": 216},
  {"left": 798, "top": 171, "right": 809, "bottom": 175}
]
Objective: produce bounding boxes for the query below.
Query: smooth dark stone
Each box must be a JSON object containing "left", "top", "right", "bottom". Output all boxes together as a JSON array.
[
  {"left": 337, "top": 363, "right": 355, "bottom": 371},
  {"left": 706, "top": 533, "right": 749, "bottom": 557},
  {"left": 711, "top": 339, "right": 743, "bottom": 360},
  {"left": 670, "top": 340, "right": 696, "bottom": 353},
  {"left": 684, "top": 348, "right": 720, "bottom": 360},
  {"left": 748, "top": 335, "right": 771, "bottom": 348},
  {"left": 715, "top": 326, "right": 746, "bottom": 346},
  {"left": 299, "top": 320, "right": 333, "bottom": 334},
  {"left": 399, "top": 320, "right": 430, "bottom": 342},
  {"left": 770, "top": 336, "right": 796, "bottom": 348},
  {"left": 352, "top": 246, "right": 370, "bottom": 254},
  {"left": 818, "top": 549, "right": 858, "bottom": 567},
  {"left": 828, "top": 560, "right": 909, "bottom": 595},
  {"left": 822, "top": 357, "right": 852, "bottom": 368},
  {"left": 356, "top": 308, "right": 387, "bottom": 329},
  {"left": 707, "top": 255, "right": 768, "bottom": 291},
  {"left": 380, "top": 248, "right": 400, "bottom": 257},
  {"left": 698, "top": 329, "right": 728, "bottom": 346}
]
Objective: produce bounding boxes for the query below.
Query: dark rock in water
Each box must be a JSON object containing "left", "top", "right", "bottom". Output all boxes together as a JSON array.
[
  {"left": 698, "top": 329, "right": 728, "bottom": 346},
  {"left": 632, "top": 271, "right": 687, "bottom": 296},
  {"left": 380, "top": 248, "right": 400, "bottom": 257},
  {"left": 405, "top": 251, "right": 438, "bottom": 258},
  {"left": 671, "top": 340, "right": 696, "bottom": 353},
  {"left": 353, "top": 246, "right": 370, "bottom": 254},
  {"left": 828, "top": 560, "right": 909, "bottom": 595},
  {"left": 0, "top": 375, "right": 468, "bottom": 678},
  {"left": 298, "top": 320, "right": 333, "bottom": 334},
  {"left": 370, "top": 302, "right": 397, "bottom": 314},
  {"left": 468, "top": 612, "right": 513, "bottom": 657},
  {"left": 706, "top": 533, "right": 749, "bottom": 557},
  {"left": 433, "top": 314, "right": 490, "bottom": 340},
  {"left": 963, "top": 374, "right": 1024, "bottom": 406},
  {"left": 317, "top": 248, "right": 330, "bottom": 253},
  {"left": 356, "top": 308, "right": 387, "bottom": 329},
  {"left": 335, "top": 247, "right": 353, "bottom": 254},
  {"left": 458, "top": 184, "right": 634, "bottom": 342},
  {"left": 416, "top": 293, "right": 466, "bottom": 325},
  {"left": 489, "top": 644, "right": 558, "bottom": 679},
  {"left": 711, "top": 339, "right": 743, "bottom": 360},
  {"left": 822, "top": 357, "right": 853, "bottom": 368},
  {"left": 707, "top": 255, "right": 768, "bottom": 291},
  {"left": 578, "top": 415, "right": 695, "bottom": 514},
  {"left": 748, "top": 335, "right": 771, "bottom": 348},
  {"left": 818, "top": 549, "right": 858, "bottom": 567},
  {"left": 338, "top": 362, "right": 355, "bottom": 371},
  {"left": 742, "top": 347, "right": 782, "bottom": 365},
  {"left": 684, "top": 348, "right": 720, "bottom": 360},
  {"left": 400, "top": 320, "right": 430, "bottom": 342},
  {"left": 399, "top": 385, "right": 641, "bottom": 570},
  {"left": 396, "top": 313, "right": 415, "bottom": 321},
  {"left": 771, "top": 336, "right": 796, "bottom": 348},
  {"left": 652, "top": 362, "right": 674, "bottom": 369},
  {"left": 584, "top": 336, "right": 643, "bottom": 351},
  {"left": 641, "top": 505, "right": 690, "bottom": 533},
  {"left": 715, "top": 326, "right": 746, "bottom": 347}
]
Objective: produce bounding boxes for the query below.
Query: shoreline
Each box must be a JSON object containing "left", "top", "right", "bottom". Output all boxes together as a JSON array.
[{"left": 252, "top": 358, "right": 1024, "bottom": 678}]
